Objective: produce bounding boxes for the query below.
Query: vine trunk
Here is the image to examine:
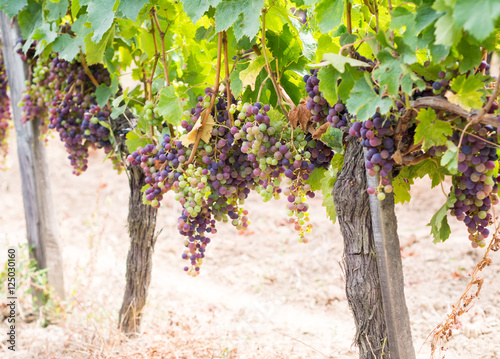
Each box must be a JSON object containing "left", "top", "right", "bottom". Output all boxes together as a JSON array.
[
  {"left": 118, "top": 165, "right": 158, "bottom": 334},
  {"left": 333, "top": 137, "right": 389, "bottom": 358}
]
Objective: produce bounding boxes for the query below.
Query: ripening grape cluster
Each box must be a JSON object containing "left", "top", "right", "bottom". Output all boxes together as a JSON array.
[
  {"left": 448, "top": 124, "right": 499, "bottom": 247},
  {"left": 128, "top": 89, "right": 334, "bottom": 276},
  {"left": 304, "top": 69, "right": 349, "bottom": 129},
  {"left": 19, "top": 49, "right": 121, "bottom": 175},
  {"left": 349, "top": 113, "right": 395, "bottom": 199},
  {"left": 0, "top": 41, "right": 11, "bottom": 168}
]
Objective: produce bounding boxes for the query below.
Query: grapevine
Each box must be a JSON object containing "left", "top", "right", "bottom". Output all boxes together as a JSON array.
[{"left": 0, "top": 39, "right": 11, "bottom": 168}]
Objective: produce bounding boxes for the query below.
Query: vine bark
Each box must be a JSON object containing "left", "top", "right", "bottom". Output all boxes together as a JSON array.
[
  {"left": 118, "top": 165, "right": 158, "bottom": 334},
  {"left": 333, "top": 137, "right": 389, "bottom": 358}
]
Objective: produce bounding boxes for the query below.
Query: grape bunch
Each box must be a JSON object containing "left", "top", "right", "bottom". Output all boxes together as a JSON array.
[
  {"left": 304, "top": 69, "right": 349, "bottom": 129},
  {"left": 127, "top": 90, "right": 333, "bottom": 276},
  {"left": 0, "top": 41, "right": 11, "bottom": 168},
  {"left": 349, "top": 113, "right": 396, "bottom": 199},
  {"left": 448, "top": 124, "right": 499, "bottom": 247}
]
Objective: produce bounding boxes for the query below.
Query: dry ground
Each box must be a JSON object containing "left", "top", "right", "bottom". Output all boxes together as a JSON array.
[{"left": 0, "top": 134, "right": 499, "bottom": 359}]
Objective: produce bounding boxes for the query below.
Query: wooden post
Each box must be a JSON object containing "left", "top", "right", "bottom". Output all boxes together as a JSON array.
[
  {"left": 0, "top": 13, "right": 65, "bottom": 301},
  {"left": 365, "top": 149, "right": 416, "bottom": 359}
]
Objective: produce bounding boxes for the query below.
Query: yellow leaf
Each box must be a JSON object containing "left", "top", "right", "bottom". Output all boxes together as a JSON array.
[{"left": 179, "top": 111, "right": 216, "bottom": 147}]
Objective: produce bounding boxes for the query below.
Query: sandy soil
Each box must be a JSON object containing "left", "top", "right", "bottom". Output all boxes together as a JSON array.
[{"left": 0, "top": 134, "right": 499, "bottom": 359}]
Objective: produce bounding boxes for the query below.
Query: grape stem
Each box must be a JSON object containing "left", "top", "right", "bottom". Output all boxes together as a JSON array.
[
  {"left": 256, "top": 74, "right": 270, "bottom": 103},
  {"left": 222, "top": 31, "right": 233, "bottom": 126},
  {"left": 261, "top": 8, "right": 289, "bottom": 120},
  {"left": 149, "top": 12, "right": 161, "bottom": 89},
  {"left": 79, "top": 52, "right": 100, "bottom": 88},
  {"left": 185, "top": 32, "right": 223, "bottom": 166},
  {"left": 473, "top": 67, "right": 500, "bottom": 124},
  {"left": 347, "top": 2, "right": 353, "bottom": 32},
  {"left": 451, "top": 125, "right": 500, "bottom": 149}
]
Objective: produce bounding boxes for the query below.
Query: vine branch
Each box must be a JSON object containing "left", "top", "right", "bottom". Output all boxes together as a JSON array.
[
  {"left": 222, "top": 31, "right": 233, "bottom": 126},
  {"left": 411, "top": 97, "right": 500, "bottom": 128},
  {"left": 261, "top": 8, "right": 289, "bottom": 119},
  {"left": 151, "top": 7, "right": 171, "bottom": 86},
  {"left": 186, "top": 32, "right": 223, "bottom": 166}
]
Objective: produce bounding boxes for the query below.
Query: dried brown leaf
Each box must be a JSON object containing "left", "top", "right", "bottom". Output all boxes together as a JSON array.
[
  {"left": 312, "top": 123, "right": 329, "bottom": 140},
  {"left": 289, "top": 102, "right": 311, "bottom": 130}
]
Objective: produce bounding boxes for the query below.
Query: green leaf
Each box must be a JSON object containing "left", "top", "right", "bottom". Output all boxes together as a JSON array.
[
  {"left": 125, "top": 131, "right": 151, "bottom": 153},
  {"left": 84, "top": 25, "right": 115, "bottom": 65},
  {"left": 320, "top": 126, "right": 344, "bottom": 154},
  {"left": 44, "top": 0, "right": 69, "bottom": 21},
  {"left": 306, "top": 167, "right": 326, "bottom": 191},
  {"left": 414, "top": 108, "right": 453, "bottom": 151},
  {"left": 214, "top": 0, "right": 264, "bottom": 40},
  {"left": 434, "top": 12, "right": 462, "bottom": 46},
  {"left": 339, "top": 33, "right": 357, "bottom": 46},
  {"left": 53, "top": 14, "right": 92, "bottom": 61},
  {"left": 95, "top": 75, "right": 119, "bottom": 108},
  {"left": 0, "top": 0, "right": 27, "bottom": 17},
  {"left": 447, "top": 74, "right": 484, "bottom": 111},
  {"left": 320, "top": 168, "right": 338, "bottom": 224},
  {"left": 266, "top": 25, "right": 301, "bottom": 69},
  {"left": 392, "top": 172, "right": 413, "bottom": 204},
  {"left": 346, "top": 75, "right": 392, "bottom": 121},
  {"left": 428, "top": 203, "right": 451, "bottom": 243},
  {"left": 453, "top": 0, "right": 500, "bottom": 41},
  {"left": 157, "top": 86, "right": 183, "bottom": 126},
  {"left": 337, "top": 65, "right": 361, "bottom": 100},
  {"left": 229, "top": 62, "right": 246, "bottom": 97},
  {"left": 195, "top": 26, "right": 213, "bottom": 41},
  {"left": 80, "top": 0, "right": 117, "bottom": 43},
  {"left": 317, "top": 65, "right": 340, "bottom": 106},
  {"left": 393, "top": 36, "right": 418, "bottom": 65},
  {"left": 239, "top": 56, "right": 266, "bottom": 91},
  {"left": 457, "top": 37, "right": 482, "bottom": 73},
  {"left": 71, "top": 0, "right": 80, "bottom": 18},
  {"left": 441, "top": 140, "right": 458, "bottom": 174},
  {"left": 316, "top": 0, "right": 343, "bottom": 33},
  {"left": 117, "top": 0, "right": 149, "bottom": 20},
  {"left": 389, "top": 7, "right": 414, "bottom": 30},
  {"left": 373, "top": 50, "right": 402, "bottom": 96},
  {"left": 181, "top": 0, "right": 222, "bottom": 24},
  {"left": 309, "top": 52, "right": 367, "bottom": 73}
]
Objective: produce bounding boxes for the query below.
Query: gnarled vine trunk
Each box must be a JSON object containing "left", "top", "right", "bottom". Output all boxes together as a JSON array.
[
  {"left": 118, "top": 165, "right": 158, "bottom": 334},
  {"left": 333, "top": 137, "right": 389, "bottom": 358}
]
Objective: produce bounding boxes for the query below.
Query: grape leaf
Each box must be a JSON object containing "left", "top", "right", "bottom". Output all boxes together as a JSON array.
[
  {"left": 95, "top": 75, "right": 119, "bottom": 108},
  {"left": 44, "top": 0, "right": 69, "bottom": 22},
  {"left": 434, "top": 12, "right": 462, "bottom": 47},
  {"left": 53, "top": 14, "right": 92, "bottom": 61},
  {"left": 266, "top": 25, "right": 301, "bottom": 69},
  {"left": 453, "top": 0, "right": 500, "bottom": 41},
  {"left": 389, "top": 7, "right": 414, "bottom": 30},
  {"left": 125, "top": 131, "right": 151, "bottom": 153},
  {"left": 446, "top": 74, "right": 484, "bottom": 111},
  {"left": 181, "top": 0, "right": 222, "bottom": 24},
  {"left": 373, "top": 50, "right": 402, "bottom": 96},
  {"left": 414, "top": 108, "right": 453, "bottom": 151},
  {"left": 316, "top": 0, "right": 343, "bottom": 34},
  {"left": 156, "top": 86, "right": 183, "bottom": 126},
  {"left": 214, "top": 0, "right": 264, "bottom": 40},
  {"left": 71, "top": 0, "right": 80, "bottom": 18},
  {"left": 0, "top": 0, "right": 27, "bottom": 17},
  {"left": 309, "top": 53, "right": 367, "bottom": 73},
  {"left": 317, "top": 65, "right": 340, "bottom": 106},
  {"left": 428, "top": 203, "right": 451, "bottom": 243},
  {"left": 239, "top": 56, "right": 266, "bottom": 91},
  {"left": 320, "top": 168, "right": 337, "bottom": 224},
  {"left": 346, "top": 75, "right": 392, "bottom": 121},
  {"left": 306, "top": 167, "right": 326, "bottom": 191},
  {"left": 80, "top": 0, "right": 117, "bottom": 43},
  {"left": 441, "top": 140, "right": 458, "bottom": 174},
  {"left": 84, "top": 25, "right": 115, "bottom": 65},
  {"left": 320, "top": 126, "right": 344, "bottom": 154},
  {"left": 457, "top": 37, "right": 482, "bottom": 73},
  {"left": 392, "top": 172, "right": 413, "bottom": 204},
  {"left": 117, "top": 0, "right": 149, "bottom": 20}
]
